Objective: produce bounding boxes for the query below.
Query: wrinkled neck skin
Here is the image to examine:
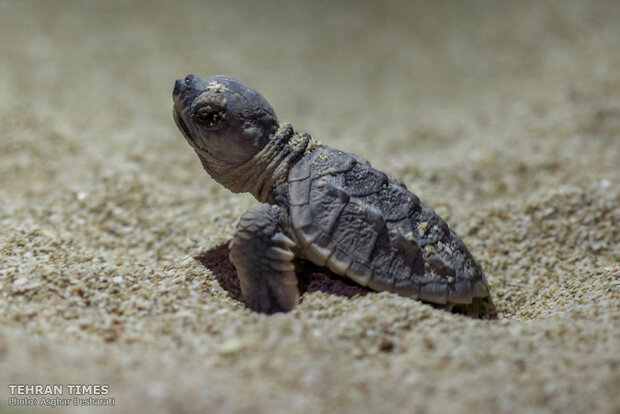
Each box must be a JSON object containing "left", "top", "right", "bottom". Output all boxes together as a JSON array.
[{"left": 195, "top": 123, "right": 311, "bottom": 203}]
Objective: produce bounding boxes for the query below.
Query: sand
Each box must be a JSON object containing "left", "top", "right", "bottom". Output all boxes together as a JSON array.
[{"left": 0, "top": 1, "right": 618, "bottom": 413}]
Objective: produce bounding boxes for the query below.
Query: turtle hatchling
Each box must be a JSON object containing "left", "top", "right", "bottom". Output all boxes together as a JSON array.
[{"left": 173, "top": 74, "right": 490, "bottom": 314}]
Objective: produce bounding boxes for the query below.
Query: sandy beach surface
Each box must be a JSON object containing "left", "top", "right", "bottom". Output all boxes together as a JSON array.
[{"left": 0, "top": 1, "right": 618, "bottom": 413}]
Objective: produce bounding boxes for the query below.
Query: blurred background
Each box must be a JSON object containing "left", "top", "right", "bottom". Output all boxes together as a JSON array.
[{"left": 1, "top": 1, "right": 618, "bottom": 194}]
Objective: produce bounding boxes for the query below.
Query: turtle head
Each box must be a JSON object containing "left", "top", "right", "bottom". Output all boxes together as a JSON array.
[{"left": 172, "top": 75, "right": 278, "bottom": 167}]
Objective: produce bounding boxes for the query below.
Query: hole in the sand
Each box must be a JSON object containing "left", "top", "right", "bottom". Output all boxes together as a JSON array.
[{"left": 195, "top": 241, "right": 496, "bottom": 319}]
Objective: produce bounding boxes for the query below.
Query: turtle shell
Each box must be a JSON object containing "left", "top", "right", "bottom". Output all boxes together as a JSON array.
[{"left": 287, "top": 145, "right": 488, "bottom": 305}]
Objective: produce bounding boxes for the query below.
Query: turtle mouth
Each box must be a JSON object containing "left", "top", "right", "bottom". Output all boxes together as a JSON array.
[
  {"left": 173, "top": 107, "right": 215, "bottom": 159},
  {"left": 173, "top": 108, "right": 193, "bottom": 141}
]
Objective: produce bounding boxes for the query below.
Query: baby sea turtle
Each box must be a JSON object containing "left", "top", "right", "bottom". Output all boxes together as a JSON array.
[{"left": 173, "top": 75, "right": 490, "bottom": 314}]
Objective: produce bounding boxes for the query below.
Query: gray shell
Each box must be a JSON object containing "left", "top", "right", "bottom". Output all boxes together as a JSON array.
[{"left": 287, "top": 145, "right": 489, "bottom": 305}]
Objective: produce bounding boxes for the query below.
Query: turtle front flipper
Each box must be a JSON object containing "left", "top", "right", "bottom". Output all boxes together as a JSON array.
[{"left": 229, "top": 204, "right": 299, "bottom": 314}]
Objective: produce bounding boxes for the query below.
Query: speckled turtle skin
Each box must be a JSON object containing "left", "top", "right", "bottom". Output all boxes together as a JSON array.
[{"left": 173, "top": 74, "right": 490, "bottom": 313}]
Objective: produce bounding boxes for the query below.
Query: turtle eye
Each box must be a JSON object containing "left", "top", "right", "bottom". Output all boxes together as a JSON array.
[{"left": 194, "top": 106, "right": 228, "bottom": 130}]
